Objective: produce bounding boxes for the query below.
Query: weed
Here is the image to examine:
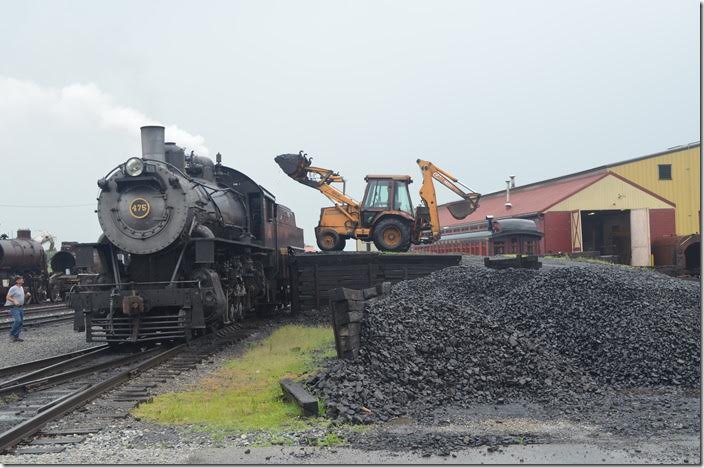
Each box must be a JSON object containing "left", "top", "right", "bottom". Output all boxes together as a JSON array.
[
  {"left": 132, "top": 324, "right": 335, "bottom": 433},
  {"left": 315, "top": 432, "right": 345, "bottom": 447}
]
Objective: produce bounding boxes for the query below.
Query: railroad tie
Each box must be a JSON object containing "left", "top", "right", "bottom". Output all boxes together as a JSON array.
[
  {"left": 30, "top": 436, "right": 85, "bottom": 445},
  {"left": 39, "top": 428, "right": 101, "bottom": 436},
  {"left": 15, "top": 446, "right": 66, "bottom": 454}
]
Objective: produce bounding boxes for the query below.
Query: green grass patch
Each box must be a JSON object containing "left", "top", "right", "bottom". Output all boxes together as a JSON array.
[
  {"left": 315, "top": 432, "right": 345, "bottom": 447},
  {"left": 132, "top": 324, "right": 335, "bottom": 432}
]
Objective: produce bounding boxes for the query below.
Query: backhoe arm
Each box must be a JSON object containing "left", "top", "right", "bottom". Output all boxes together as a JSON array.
[
  {"left": 275, "top": 153, "right": 360, "bottom": 221},
  {"left": 416, "top": 159, "right": 480, "bottom": 240}
]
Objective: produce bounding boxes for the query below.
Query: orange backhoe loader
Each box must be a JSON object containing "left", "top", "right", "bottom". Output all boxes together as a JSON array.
[{"left": 274, "top": 152, "right": 481, "bottom": 252}]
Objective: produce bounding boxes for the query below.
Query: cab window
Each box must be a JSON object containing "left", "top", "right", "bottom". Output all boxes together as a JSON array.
[
  {"left": 394, "top": 181, "right": 413, "bottom": 214},
  {"left": 363, "top": 180, "right": 390, "bottom": 209}
]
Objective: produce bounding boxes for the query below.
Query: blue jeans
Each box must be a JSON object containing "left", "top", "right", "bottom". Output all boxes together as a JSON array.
[{"left": 9, "top": 306, "right": 23, "bottom": 338}]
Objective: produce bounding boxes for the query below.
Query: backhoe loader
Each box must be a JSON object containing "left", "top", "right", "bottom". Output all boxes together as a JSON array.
[{"left": 274, "top": 152, "right": 480, "bottom": 252}]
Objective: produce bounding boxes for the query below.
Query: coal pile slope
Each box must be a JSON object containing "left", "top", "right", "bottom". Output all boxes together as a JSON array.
[
  {"left": 495, "top": 266, "right": 700, "bottom": 387},
  {"left": 309, "top": 263, "right": 700, "bottom": 423}
]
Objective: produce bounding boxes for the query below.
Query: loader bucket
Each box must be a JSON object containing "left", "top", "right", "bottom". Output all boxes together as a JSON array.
[
  {"left": 275, "top": 153, "right": 311, "bottom": 179},
  {"left": 446, "top": 196, "right": 480, "bottom": 220}
]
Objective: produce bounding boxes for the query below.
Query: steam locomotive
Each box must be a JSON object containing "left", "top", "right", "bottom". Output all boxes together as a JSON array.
[
  {"left": 0, "top": 230, "right": 49, "bottom": 304},
  {"left": 69, "top": 126, "right": 304, "bottom": 343},
  {"left": 48, "top": 242, "right": 101, "bottom": 302}
]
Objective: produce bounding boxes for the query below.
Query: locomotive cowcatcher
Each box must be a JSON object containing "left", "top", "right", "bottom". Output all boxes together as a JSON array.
[{"left": 69, "top": 126, "right": 304, "bottom": 343}]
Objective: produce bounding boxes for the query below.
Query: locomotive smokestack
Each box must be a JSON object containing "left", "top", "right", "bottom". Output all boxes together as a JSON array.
[{"left": 140, "top": 125, "right": 166, "bottom": 162}]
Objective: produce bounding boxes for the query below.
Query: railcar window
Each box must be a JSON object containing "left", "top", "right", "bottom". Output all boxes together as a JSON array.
[
  {"left": 265, "top": 199, "right": 274, "bottom": 222},
  {"left": 494, "top": 241, "right": 505, "bottom": 255},
  {"left": 526, "top": 240, "right": 535, "bottom": 255}
]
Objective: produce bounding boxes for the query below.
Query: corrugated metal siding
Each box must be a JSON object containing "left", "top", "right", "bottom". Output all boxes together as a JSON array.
[
  {"left": 543, "top": 211, "right": 571, "bottom": 254},
  {"left": 649, "top": 208, "right": 676, "bottom": 242},
  {"left": 609, "top": 146, "right": 700, "bottom": 235},
  {"left": 546, "top": 173, "right": 673, "bottom": 212}
]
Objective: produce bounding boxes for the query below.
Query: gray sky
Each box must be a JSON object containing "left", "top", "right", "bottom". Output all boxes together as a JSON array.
[{"left": 0, "top": 0, "right": 699, "bottom": 246}]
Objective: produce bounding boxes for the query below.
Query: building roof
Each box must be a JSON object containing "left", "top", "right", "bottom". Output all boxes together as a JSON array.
[
  {"left": 439, "top": 172, "right": 607, "bottom": 226},
  {"left": 456, "top": 141, "right": 701, "bottom": 201}
]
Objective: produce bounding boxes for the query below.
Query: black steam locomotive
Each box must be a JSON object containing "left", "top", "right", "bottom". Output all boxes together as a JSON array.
[
  {"left": 69, "top": 126, "right": 304, "bottom": 343},
  {"left": 49, "top": 242, "right": 101, "bottom": 302},
  {"left": 0, "top": 230, "right": 49, "bottom": 304}
]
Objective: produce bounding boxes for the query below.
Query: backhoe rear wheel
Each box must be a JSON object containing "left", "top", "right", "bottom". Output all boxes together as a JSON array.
[
  {"left": 373, "top": 218, "right": 411, "bottom": 252},
  {"left": 317, "top": 229, "right": 345, "bottom": 251}
]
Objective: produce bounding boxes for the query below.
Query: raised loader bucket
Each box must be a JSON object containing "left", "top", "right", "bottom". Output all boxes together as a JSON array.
[
  {"left": 446, "top": 196, "right": 480, "bottom": 220},
  {"left": 275, "top": 153, "right": 310, "bottom": 179}
]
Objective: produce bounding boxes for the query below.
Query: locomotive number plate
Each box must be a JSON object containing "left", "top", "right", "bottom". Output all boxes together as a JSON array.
[{"left": 129, "top": 198, "right": 151, "bottom": 219}]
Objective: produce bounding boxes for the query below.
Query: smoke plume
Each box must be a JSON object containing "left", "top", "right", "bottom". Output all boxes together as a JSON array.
[{"left": 0, "top": 76, "right": 209, "bottom": 155}]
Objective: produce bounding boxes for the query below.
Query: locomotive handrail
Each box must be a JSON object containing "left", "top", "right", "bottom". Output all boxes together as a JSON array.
[
  {"left": 102, "top": 158, "right": 239, "bottom": 195},
  {"left": 74, "top": 280, "right": 199, "bottom": 289}
]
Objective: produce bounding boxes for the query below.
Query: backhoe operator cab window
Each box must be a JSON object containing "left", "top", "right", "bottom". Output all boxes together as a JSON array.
[
  {"left": 394, "top": 181, "right": 413, "bottom": 214},
  {"left": 363, "top": 180, "right": 391, "bottom": 209}
]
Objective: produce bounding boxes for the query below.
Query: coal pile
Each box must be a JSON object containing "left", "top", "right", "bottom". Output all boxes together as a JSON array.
[{"left": 308, "top": 263, "right": 700, "bottom": 424}]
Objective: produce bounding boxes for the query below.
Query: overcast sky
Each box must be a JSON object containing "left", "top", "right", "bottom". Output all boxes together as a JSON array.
[{"left": 0, "top": 0, "right": 699, "bottom": 246}]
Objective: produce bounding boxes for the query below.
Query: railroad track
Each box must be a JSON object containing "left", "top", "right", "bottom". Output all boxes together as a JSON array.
[
  {"left": 0, "top": 321, "right": 263, "bottom": 454},
  {"left": 0, "top": 303, "right": 74, "bottom": 331},
  {"left": 23, "top": 303, "right": 68, "bottom": 313}
]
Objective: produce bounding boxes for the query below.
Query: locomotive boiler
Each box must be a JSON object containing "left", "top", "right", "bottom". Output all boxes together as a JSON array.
[
  {"left": 70, "top": 126, "right": 304, "bottom": 343},
  {"left": 0, "top": 229, "right": 49, "bottom": 304}
]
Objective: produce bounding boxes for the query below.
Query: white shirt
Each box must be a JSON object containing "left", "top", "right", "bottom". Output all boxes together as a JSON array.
[{"left": 5, "top": 285, "right": 24, "bottom": 306}]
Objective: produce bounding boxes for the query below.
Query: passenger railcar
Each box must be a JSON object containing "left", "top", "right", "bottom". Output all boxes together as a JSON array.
[{"left": 412, "top": 218, "right": 543, "bottom": 256}]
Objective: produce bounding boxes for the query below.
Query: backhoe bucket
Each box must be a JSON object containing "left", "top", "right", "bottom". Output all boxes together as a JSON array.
[
  {"left": 275, "top": 153, "right": 311, "bottom": 179},
  {"left": 446, "top": 196, "right": 480, "bottom": 220}
]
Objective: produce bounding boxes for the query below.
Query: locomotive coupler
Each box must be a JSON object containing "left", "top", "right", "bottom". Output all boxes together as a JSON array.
[{"left": 122, "top": 290, "right": 145, "bottom": 316}]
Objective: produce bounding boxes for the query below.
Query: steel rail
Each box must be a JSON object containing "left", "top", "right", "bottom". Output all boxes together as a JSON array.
[
  {"left": 22, "top": 303, "right": 68, "bottom": 312},
  {"left": 0, "top": 344, "right": 185, "bottom": 453},
  {"left": 0, "top": 346, "right": 112, "bottom": 389},
  {"left": 0, "top": 346, "right": 109, "bottom": 379},
  {"left": 0, "top": 347, "right": 164, "bottom": 397},
  {"left": 0, "top": 312, "right": 74, "bottom": 331}
]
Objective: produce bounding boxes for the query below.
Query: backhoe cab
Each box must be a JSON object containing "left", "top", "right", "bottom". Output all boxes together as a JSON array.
[{"left": 274, "top": 152, "right": 480, "bottom": 252}]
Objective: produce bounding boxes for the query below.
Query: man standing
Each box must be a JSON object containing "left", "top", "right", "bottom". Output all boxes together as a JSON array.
[{"left": 5, "top": 276, "right": 29, "bottom": 342}]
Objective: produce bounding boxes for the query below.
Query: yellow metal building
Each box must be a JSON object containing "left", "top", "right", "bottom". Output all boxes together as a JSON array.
[
  {"left": 608, "top": 143, "right": 700, "bottom": 235},
  {"left": 436, "top": 141, "right": 700, "bottom": 269}
]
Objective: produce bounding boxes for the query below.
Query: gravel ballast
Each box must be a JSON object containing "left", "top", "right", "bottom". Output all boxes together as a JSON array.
[
  {"left": 309, "top": 263, "right": 701, "bottom": 424},
  {"left": 0, "top": 321, "right": 92, "bottom": 367}
]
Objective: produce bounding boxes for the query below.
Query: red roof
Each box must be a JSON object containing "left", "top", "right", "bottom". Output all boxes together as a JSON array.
[{"left": 439, "top": 171, "right": 607, "bottom": 226}]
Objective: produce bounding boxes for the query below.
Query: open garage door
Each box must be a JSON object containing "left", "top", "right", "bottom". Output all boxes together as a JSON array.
[{"left": 581, "top": 210, "right": 631, "bottom": 264}]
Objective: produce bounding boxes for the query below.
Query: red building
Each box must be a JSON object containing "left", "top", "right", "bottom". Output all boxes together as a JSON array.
[{"left": 437, "top": 170, "right": 677, "bottom": 267}]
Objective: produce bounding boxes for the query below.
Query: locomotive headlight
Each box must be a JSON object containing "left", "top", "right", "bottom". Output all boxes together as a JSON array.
[{"left": 125, "top": 157, "right": 144, "bottom": 177}]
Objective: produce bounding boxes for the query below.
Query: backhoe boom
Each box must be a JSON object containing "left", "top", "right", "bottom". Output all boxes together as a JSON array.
[{"left": 417, "top": 159, "right": 480, "bottom": 240}]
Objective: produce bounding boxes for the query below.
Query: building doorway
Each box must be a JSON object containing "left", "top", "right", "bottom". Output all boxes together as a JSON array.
[
  {"left": 684, "top": 242, "right": 700, "bottom": 274},
  {"left": 581, "top": 210, "right": 631, "bottom": 264}
]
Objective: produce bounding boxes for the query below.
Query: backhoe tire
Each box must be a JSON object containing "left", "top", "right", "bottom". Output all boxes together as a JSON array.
[
  {"left": 317, "top": 229, "right": 345, "bottom": 251},
  {"left": 372, "top": 218, "right": 411, "bottom": 252}
]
